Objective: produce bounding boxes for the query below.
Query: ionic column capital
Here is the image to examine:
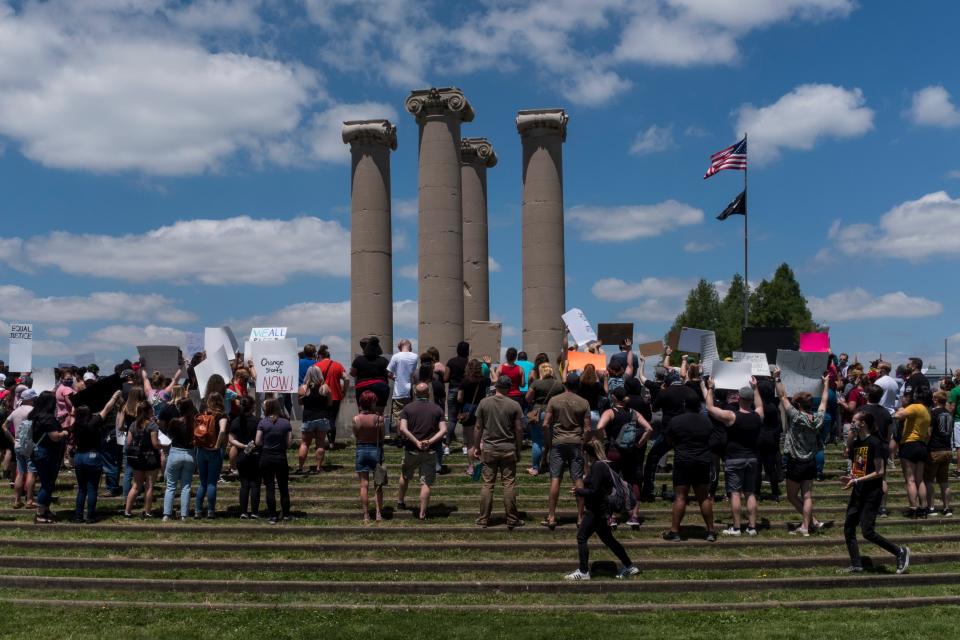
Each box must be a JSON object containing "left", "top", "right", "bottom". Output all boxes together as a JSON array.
[
  {"left": 460, "top": 137, "right": 497, "bottom": 168},
  {"left": 342, "top": 119, "right": 397, "bottom": 150},
  {"left": 405, "top": 87, "right": 475, "bottom": 123},
  {"left": 516, "top": 108, "right": 568, "bottom": 141}
]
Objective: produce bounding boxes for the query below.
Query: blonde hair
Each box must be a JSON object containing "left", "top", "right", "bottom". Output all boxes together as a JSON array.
[{"left": 538, "top": 363, "right": 555, "bottom": 379}]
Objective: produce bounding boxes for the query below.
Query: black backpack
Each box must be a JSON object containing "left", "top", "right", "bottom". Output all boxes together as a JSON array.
[{"left": 604, "top": 462, "right": 636, "bottom": 513}]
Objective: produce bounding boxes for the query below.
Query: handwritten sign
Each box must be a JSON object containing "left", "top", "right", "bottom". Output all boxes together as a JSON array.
[
  {"left": 8, "top": 322, "right": 32, "bottom": 372},
  {"left": 799, "top": 332, "right": 830, "bottom": 353},
  {"left": 562, "top": 308, "right": 598, "bottom": 348},
  {"left": 253, "top": 338, "right": 299, "bottom": 393},
  {"left": 732, "top": 351, "right": 772, "bottom": 377},
  {"left": 699, "top": 331, "right": 719, "bottom": 376},
  {"left": 566, "top": 351, "right": 607, "bottom": 373},
  {"left": 776, "top": 350, "right": 829, "bottom": 396},
  {"left": 185, "top": 332, "right": 203, "bottom": 357},
  {"left": 712, "top": 360, "right": 753, "bottom": 391},
  {"left": 250, "top": 327, "right": 288, "bottom": 342}
]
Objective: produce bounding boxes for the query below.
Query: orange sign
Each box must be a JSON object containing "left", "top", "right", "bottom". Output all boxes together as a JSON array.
[{"left": 566, "top": 351, "right": 607, "bottom": 372}]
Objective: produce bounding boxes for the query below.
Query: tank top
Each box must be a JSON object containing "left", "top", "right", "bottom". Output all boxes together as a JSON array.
[
  {"left": 605, "top": 406, "right": 635, "bottom": 446},
  {"left": 301, "top": 386, "right": 330, "bottom": 422}
]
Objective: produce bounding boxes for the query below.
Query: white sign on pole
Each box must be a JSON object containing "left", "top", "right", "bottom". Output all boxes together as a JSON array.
[
  {"left": 699, "top": 331, "right": 719, "bottom": 376},
  {"left": 204, "top": 326, "right": 238, "bottom": 360},
  {"left": 776, "top": 350, "right": 829, "bottom": 396},
  {"left": 250, "top": 327, "right": 288, "bottom": 342},
  {"left": 253, "top": 338, "right": 299, "bottom": 393},
  {"left": 194, "top": 346, "right": 233, "bottom": 398},
  {"left": 561, "top": 308, "right": 597, "bottom": 348},
  {"left": 711, "top": 360, "right": 753, "bottom": 390},
  {"left": 732, "top": 351, "right": 772, "bottom": 377},
  {"left": 8, "top": 322, "right": 32, "bottom": 372}
]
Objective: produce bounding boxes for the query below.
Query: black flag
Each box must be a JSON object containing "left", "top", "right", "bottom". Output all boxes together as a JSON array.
[{"left": 716, "top": 189, "right": 746, "bottom": 221}]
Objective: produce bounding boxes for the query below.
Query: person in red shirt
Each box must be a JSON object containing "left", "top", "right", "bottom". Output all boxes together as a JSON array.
[
  {"left": 316, "top": 344, "right": 348, "bottom": 446},
  {"left": 497, "top": 348, "right": 525, "bottom": 405}
]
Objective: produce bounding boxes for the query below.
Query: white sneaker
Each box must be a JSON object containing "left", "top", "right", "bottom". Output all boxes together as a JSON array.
[
  {"left": 564, "top": 569, "right": 591, "bottom": 581},
  {"left": 443, "top": 446, "right": 450, "bottom": 455},
  {"left": 461, "top": 447, "right": 469, "bottom": 455},
  {"left": 616, "top": 565, "right": 640, "bottom": 579},
  {"left": 790, "top": 527, "right": 810, "bottom": 537},
  {"left": 721, "top": 526, "right": 741, "bottom": 536},
  {"left": 746, "top": 527, "right": 758, "bottom": 536}
]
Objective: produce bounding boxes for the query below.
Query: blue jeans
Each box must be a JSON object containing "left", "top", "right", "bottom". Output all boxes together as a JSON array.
[
  {"left": 73, "top": 451, "right": 102, "bottom": 519},
  {"left": 101, "top": 441, "right": 122, "bottom": 495},
  {"left": 446, "top": 387, "right": 460, "bottom": 443},
  {"left": 529, "top": 415, "right": 545, "bottom": 472},
  {"left": 164, "top": 447, "right": 195, "bottom": 518},
  {"left": 195, "top": 448, "right": 223, "bottom": 514},
  {"left": 34, "top": 445, "right": 62, "bottom": 509},
  {"left": 123, "top": 452, "right": 135, "bottom": 498}
]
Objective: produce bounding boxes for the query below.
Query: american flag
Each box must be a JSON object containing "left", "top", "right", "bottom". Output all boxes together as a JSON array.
[{"left": 703, "top": 137, "right": 747, "bottom": 179}]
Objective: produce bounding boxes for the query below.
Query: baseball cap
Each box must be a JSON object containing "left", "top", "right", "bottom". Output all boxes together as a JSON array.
[
  {"left": 20, "top": 388, "right": 38, "bottom": 401},
  {"left": 83, "top": 372, "right": 97, "bottom": 382},
  {"left": 121, "top": 369, "right": 135, "bottom": 379},
  {"left": 739, "top": 386, "right": 755, "bottom": 401},
  {"left": 495, "top": 375, "right": 512, "bottom": 390}
]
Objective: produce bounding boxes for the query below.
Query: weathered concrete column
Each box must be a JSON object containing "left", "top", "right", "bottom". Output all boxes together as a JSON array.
[
  {"left": 460, "top": 137, "right": 497, "bottom": 332},
  {"left": 517, "top": 109, "right": 568, "bottom": 365},
  {"left": 405, "top": 87, "right": 474, "bottom": 361},
  {"left": 342, "top": 119, "right": 397, "bottom": 353}
]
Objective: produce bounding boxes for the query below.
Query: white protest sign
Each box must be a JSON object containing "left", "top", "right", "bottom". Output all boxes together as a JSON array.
[
  {"left": 250, "top": 327, "right": 287, "bottom": 342},
  {"left": 204, "top": 326, "right": 239, "bottom": 360},
  {"left": 776, "top": 350, "right": 829, "bottom": 396},
  {"left": 185, "top": 332, "right": 204, "bottom": 357},
  {"left": 253, "top": 338, "right": 299, "bottom": 393},
  {"left": 678, "top": 327, "right": 711, "bottom": 353},
  {"left": 32, "top": 367, "right": 57, "bottom": 393},
  {"left": 8, "top": 322, "right": 32, "bottom": 372},
  {"left": 562, "top": 308, "right": 597, "bottom": 348},
  {"left": 732, "top": 351, "right": 772, "bottom": 377},
  {"left": 711, "top": 360, "right": 753, "bottom": 390},
  {"left": 243, "top": 341, "right": 253, "bottom": 361},
  {"left": 194, "top": 346, "right": 233, "bottom": 398},
  {"left": 699, "top": 331, "right": 719, "bottom": 376}
]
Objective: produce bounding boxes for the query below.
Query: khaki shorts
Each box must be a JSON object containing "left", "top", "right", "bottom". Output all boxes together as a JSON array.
[
  {"left": 402, "top": 449, "right": 437, "bottom": 486},
  {"left": 925, "top": 450, "right": 952, "bottom": 484}
]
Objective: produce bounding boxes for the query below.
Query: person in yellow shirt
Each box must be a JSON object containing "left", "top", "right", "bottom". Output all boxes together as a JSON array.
[{"left": 894, "top": 391, "right": 931, "bottom": 518}]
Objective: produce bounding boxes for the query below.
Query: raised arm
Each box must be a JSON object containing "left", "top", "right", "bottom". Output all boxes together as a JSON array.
[
  {"left": 750, "top": 377, "right": 764, "bottom": 421},
  {"left": 817, "top": 375, "right": 830, "bottom": 413},
  {"left": 98, "top": 390, "right": 124, "bottom": 421},
  {"left": 773, "top": 368, "right": 792, "bottom": 411},
  {"left": 702, "top": 378, "right": 736, "bottom": 426}
]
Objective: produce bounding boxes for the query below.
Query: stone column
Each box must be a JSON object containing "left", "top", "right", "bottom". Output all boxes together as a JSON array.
[
  {"left": 460, "top": 137, "right": 497, "bottom": 332},
  {"left": 342, "top": 119, "right": 397, "bottom": 353},
  {"left": 405, "top": 87, "right": 474, "bottom": 361},
  {"left": 517, "top": 109, "right": 568, "bottom": 365}
]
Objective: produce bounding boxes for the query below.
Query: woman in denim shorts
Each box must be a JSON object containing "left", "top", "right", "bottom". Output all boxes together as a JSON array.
[
  {"left": 296, "top": 367, "right": 331, "bottom": 475},
  {"left": 353, "top": 391, "right": 384, "bottom": 523}
]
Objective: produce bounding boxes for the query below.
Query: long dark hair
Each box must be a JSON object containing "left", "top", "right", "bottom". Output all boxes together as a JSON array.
[{"left": 33, "top": 391, "right": 56, "bottom": 417}]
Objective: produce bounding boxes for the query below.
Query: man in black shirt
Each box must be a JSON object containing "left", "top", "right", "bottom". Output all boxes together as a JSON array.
[
  {"left": 858, "top": 384, "right": 894, "bottom": 516},
  {"left": 641, "top": 370, "right": 698, "bottom": 501},
  {"left": 901, "top": 357, "right": 931, "bottom": 406},
  {"left": 925, "top": 391, "right": 953, "bottom": 516}
]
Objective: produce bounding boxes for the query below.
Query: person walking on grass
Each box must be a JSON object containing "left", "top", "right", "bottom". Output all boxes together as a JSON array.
[
  {"left": 776, "top": 370, "right": 829, "bottom": 537},
  {"left": 564, "top": 444, "right": 640, "bottom": 581},
  {"left": 473, "top": 376, "right": 524, "bottom": 530},
  {"left": 353, "top": 390, "right": 385, "bottom": 523},
  {"left": 397, "top": 383, "right": 447, "bottom": 521},
  {"left": 841, "top": 410, "right": 910, "bottom": 574},
  {"left": 542, "top": 373, "right": 591, "bottom": 530}
]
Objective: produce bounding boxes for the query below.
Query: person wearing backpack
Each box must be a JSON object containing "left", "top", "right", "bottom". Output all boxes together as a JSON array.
[
  {"left": 564, "top": 443, "right": 640, "bottom": 580},
  {"left": 123, "top": 401, "right": 161, "bottom": 518},
  {"left": 596, "top": 387, "right": 653, "bottom": 529},
  {"left": 194, "top": 392, "right": 228, "bottom": 519},
  {"left": 28, "top": 391, "right": 71, "bottom": 524}
]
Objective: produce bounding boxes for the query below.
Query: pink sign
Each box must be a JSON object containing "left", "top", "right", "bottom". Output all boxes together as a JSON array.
[{"left": 799, "top": 332, "right": 830, "bottom": 353}]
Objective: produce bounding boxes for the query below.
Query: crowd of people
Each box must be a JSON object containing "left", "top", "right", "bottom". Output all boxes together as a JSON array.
[{"left": 1, "top": 336, "right": 957, "bottom": 579}]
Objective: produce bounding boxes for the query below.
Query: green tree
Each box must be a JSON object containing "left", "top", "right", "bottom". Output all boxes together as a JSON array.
[
  {"left": 747, "top": 263, "right": 816, "bottom": 335},
  {"left": 667, "top": 279, "right": 721, "bottom": 340},
  {"left": 717, "top": 274, "right": 747, "bottom": 357}
]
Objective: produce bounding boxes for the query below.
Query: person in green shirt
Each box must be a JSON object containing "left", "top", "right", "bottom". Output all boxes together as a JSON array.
[{"left": 947, "top": 385, "right": 960, "bottom": 476}]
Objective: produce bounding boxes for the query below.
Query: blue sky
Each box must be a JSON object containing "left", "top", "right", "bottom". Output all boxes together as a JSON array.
[{"left": 1, "top": 0, "right": 959, "bottom": 371}]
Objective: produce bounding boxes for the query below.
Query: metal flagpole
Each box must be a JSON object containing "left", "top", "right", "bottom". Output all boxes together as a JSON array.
[{"left": 743, "top": 132, "right": 749, "bottom": 326}]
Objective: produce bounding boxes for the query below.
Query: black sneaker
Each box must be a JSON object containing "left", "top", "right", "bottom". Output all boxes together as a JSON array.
[
  {"left": 904, "top": 508, "right": 917, "bottom": 519},
  {"left": 943, "top": 508, "right": 953, "bottom": 517},
  {"left": 896, "top": 546, "right": 911, "bottom": 574},
  {"left": 928, "top": 506, "right": 938, "bottom": 516},
  {"left": 397, "top": 501, "right": 407, "bottom": 510},
  {"left": 705, "top": 530, "right": 717, "bottom": 543},
  {"left": 662, "top": 531, "right": 682, "bottom": 542},
  {"left": 878, "top": 507, "right": 888, "bottom": 518}
]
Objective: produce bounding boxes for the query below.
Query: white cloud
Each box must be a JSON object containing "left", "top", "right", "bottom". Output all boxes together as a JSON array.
[
  {"left": 304, "top": 102, "right": 399, "bottom": 164},
  {"left": 88, "top": 324, "right": 188, "bottom": 349},
  {"left": 617, "top": 299, "right": 684, "bottom": 322},
  {"left": 735, "top": 84, "right": 874, "bottom": 163},
  {"left": 592, "top": 277, "right": 695, "bottom": 302},
  {"left": 569, "top": 200, "right": 704, "bottom": 242},
  {"left": 2, "top": 216, "right": 350, "bottom": 284},
  {"left": 168, "top": 0, "right": 263, "bottom": 33},
  {"left": 236, "top": 299, "right": 417, "bottom": 339},
  {"left": 629, "top": 125, "right": 675, "bottom": 155},
  {"left": 907, "top": 85, "right": 960, "bottom": 128},
  {"left": 830, "top": 191, "right": 960, "bottom": 262},
  {"left": 948, "top": 169, "right": 960, "bottom": 180},
  {"left": 0, "top": 3, "right": 319, "bottom": 175},
  {"left": 398, "top": 264, "right": 418, "bottom": 279},
  {"left": 684, "top": 241, "right": 716, "bottom": 253},
  {"left": 809, "top": 288, "right": 943, "bottom": 321},
  {"left": 684, "top": 126, "right": 708, "bottom": 137},
  {"left": 0, "top": 286, "right": 195, "bottom": 324},
  {"left": 394, "top": 198, "right": 418, "bottom": 219},
  {"left": 488, "top": 257, "right": 502, "bottom": 273},
  {"left": 46, "top": 327, "right": 70, "bottom": 338}
]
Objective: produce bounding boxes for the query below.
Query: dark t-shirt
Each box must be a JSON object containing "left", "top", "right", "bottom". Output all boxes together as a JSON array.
[
  {"left": 655, "top": 384, "right": 699, "bottom": 431},
  {"left": 849, "top": 434, "right": 884, "bottom": 491},
  {"left": 446, "top": 356, "right": 468, "bottom": 387},
  {"left": 400, "top": 399, "right": 444, "bottom": 451},
  {"left": 929, "top": 406, "right": 953, "bottom": 451},
  {"left": 230, "top": 415, "right": 259, "bottom": 446},
  {"left": 158, "top": 403, "right": 179, "bottom": 426},
  {"left": 626, "top": 395, "right": 652, "bottom": 424},
  {"left": 576, "top": 460, "right": 616, "bottom": 513},
  {"left": 75, "top": 415, "right": 104, "bottom": 453},
  {"left": 352, "top": 355, "right": 389, "bottom": 383},
  {"left": 860, "top": 404, "right": 894, "bottom": 443},
  {"left": 459, "top": 380, "right": 487, "bottom": 408},
  {"left": 756, "top": 401, "right": 782, "bottom": 449},
  {"left": 725, "top": 410, "right": 762, "bottom": 459},
  {"left": 257, "top": 417, "right": 292, "bottom": 463},
  {"left": 167, "top": 416, "right": 194, "bottom": 449},
  {"left": 903, "top": 372, "right": 930, "bottom": 403},
  {"left": 666, "top": 412, "right": 713, "bottom": 465},
  {"left": 31, "top": 413, "right": 61, "bottom": 444},
  {"left": 609, "top": 351, "right": 639, "bottom": 376},
  {"left": 577, "top": 381, "right": 604, "bottom": 411}
]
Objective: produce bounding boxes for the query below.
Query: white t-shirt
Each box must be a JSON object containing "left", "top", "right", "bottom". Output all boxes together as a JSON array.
[
  {"left": 875, "top": 375, "right": 900, "bottom": 415},
  {"left": 387, "top": 351, "right": 419, "bottom": 397}
]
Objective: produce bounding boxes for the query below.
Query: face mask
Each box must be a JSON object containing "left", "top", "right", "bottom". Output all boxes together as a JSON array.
[{"left": 62, "top": 378, "right": 74, "bottom": 387}]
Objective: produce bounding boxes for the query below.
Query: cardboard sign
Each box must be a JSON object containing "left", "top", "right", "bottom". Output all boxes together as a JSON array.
[
  {"left": 732, "top": 351, "right": 772, "bottom": 377},
  {"left": 32, "top": 367, "right": 57, "bottom": 393},
  {"left": 638, "top": 340, "right": 665, "bottom": 358},
  {"left": 597, "top": 323, "right": 633, "bottom": 346},
  {"left": 666, "top": 329, "right": 680, "bottom": 351},
  {"left": 678, "top": 327, "right": 711, "bottom": 354},
  {"left": 742, "top": 327, "right": 796, "bottom": 363},
  {"left": 711, "top": 360, "right": 753, "bottom": 391},
  {"left": 566, "top": 351, "right": 607, "bottom": 373},
  {"left": 185, "top": 332, "right": 204, "bottom": 357},
  {"left": 253, "top": 338, "right": 299, "bottom": 393},
  {"left": 250, "top": 327, "right": 288, "bottom": 342},
  {"left": 699, "top": 332, "right": 720, "bottom": 376},
  {"left": 562, "top": 308, "right": 597, "bottom": 348},
  {"left": 776, "top": 349, "right": 829, "bottom": 396},
  {"left": 8, "top": 322, "right": 32, "bottom": 372},
  {"left": 194, "top": 346, "right": 233, "bottom": 398},
  {"left": 204, "top": 326, "right": 239, "bottom": 360},
  {"left": 799, "top": 332, "right": 830, "bottom": 353},
  {"left": 467, "top": 321, "right": 502, "bottom": 362},
  {"left": 70, "top": 374, "right": 123, "bottom": 413},
  {"left": 137, "top": 345, "right": 182, "bottom": 379}
]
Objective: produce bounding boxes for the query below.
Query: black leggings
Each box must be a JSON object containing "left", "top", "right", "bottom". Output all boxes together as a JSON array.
[
  {"left": 260, "top": 459, "right": 290, "bottom": 518},
  {"left": 577, "top": 510, "right": 632, "bottom": 573},
  {"left": 238, "top": 466, "right": 261, "bottom": 515},
  {"left": 641, "top": 437, "right": 672, "bottom": 497},
  {"left": 756, "top": 445, "right": 781, "bottom": 499},
  {"left": 844, "top": 486, "right": 899, "bottom": 565}
]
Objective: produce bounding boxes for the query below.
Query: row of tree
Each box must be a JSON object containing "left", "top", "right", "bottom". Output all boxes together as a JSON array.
[{"left": 667, "top": 263, "right": 819, "bottom": 358}]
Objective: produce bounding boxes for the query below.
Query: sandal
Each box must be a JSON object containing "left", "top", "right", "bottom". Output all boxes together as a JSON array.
[
  {"left": 526, "top": 468, "right": 539, "bottom": 476},
  {"left": 540, "top": 518, "right": 557, "bottom": 531}
]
